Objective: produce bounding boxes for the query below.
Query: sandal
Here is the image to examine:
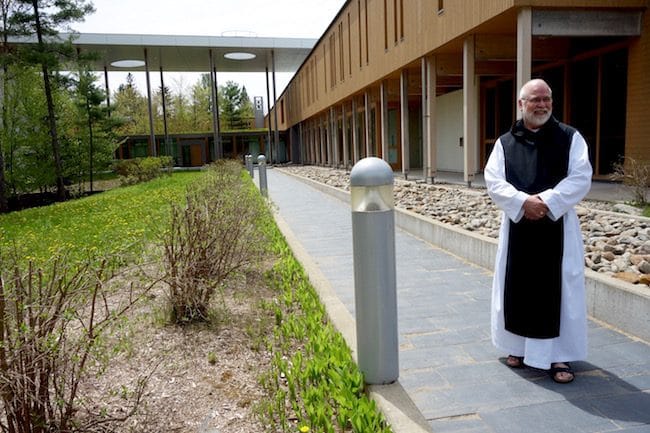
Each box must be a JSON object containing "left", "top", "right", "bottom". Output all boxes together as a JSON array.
[
  {"left": 506, "top": 355, "right": 524, "bottom": 368},
  {"left": 549, "top": 363, "right": 575, "bottom": 384}
]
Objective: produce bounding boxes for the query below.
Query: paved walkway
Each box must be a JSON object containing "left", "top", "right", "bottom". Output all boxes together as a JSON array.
[{"left": 261, "top": 167, "right": 650, "bottom": 433}]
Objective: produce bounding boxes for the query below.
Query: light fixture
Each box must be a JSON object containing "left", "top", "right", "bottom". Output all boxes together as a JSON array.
[
  {"left": 224, "top": 52, "right": 256, "bottom": 61},
  {"left": 111, "top": 59, "right": 146, "bottom": 68}
]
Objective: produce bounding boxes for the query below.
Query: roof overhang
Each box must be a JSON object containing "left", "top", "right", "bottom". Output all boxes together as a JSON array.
[{"left": 11, "top": 32, "right": 317, "bottom": 73}]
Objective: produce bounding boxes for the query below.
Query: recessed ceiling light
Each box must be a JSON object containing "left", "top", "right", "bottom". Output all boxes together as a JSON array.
[
  {"left": 224, "top": 52, "right": 256, "bottom": 61},
  {"left": 111, "top": 59, "right": 146, "bottom": 68}
]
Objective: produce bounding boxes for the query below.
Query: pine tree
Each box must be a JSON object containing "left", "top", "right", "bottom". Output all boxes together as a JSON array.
[
  {"left": 12, "top": 0, "right": 94, "bottom": 200},
  {"left": 0, "top": 0, "right": 28, "bottom": 211}
]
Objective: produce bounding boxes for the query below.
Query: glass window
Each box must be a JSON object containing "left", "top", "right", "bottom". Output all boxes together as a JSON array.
[{"left": 599, "top": 49, "right": 627, "bottom": 174}]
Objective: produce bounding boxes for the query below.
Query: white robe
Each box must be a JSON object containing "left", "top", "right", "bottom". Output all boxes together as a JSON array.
[{"left": 484, "top": 131, "right": 593, "bottom": 370}]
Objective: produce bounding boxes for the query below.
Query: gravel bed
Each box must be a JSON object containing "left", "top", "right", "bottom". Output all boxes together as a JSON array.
[{"left": 277, "top": 165, "right": 650, "bottom": 287}]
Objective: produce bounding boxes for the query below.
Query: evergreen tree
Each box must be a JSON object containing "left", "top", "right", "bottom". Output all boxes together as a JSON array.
[
  {"left": 219, "top": 80, "right": 254, "bottom": 130},
  {"left": 239, "top": 85, "right": 254, "bottom": 120},
  {"left": 5, "top": 65, "right": 52, "bottom": 195},
  {"left": 113, "top": 73, "right": 148, "bottom": 135},
  {"left": 0, "top": 0, "right": 28, "bottom": 210},
  {"left": 72, "top": 68, "right": 117, "bottom": 193},
  {"left": 189, "top": 73, "right": 213, "bottom": 132},
  {"left": 11, "top": 0, "right": 94, "bottom": 200}
]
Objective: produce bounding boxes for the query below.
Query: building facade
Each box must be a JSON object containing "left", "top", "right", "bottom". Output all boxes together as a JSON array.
[{"left": 270, "top": 0, "right": 649, "bottom": 182}]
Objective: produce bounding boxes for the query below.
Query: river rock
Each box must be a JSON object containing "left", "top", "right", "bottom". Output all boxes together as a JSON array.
[
  {"left": 280, "top": 166, "right": 650, "bottom": 283},
  {"left": 638, "top": 260, "right": 650, "bottom": 274},
  {"left": 612, "top": 203, "right": 643, "bottom": 215}
]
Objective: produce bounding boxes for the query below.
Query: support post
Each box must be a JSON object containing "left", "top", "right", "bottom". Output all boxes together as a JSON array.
[{"left": 144, "top": 48, "right": 156, "bottom": 156}]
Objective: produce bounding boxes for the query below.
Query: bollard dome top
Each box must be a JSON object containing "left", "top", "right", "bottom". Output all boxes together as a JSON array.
[
  {"left": 350, "top": 157, "right": 394, "bottom": 187},
  {"left": 257, "top": 154, "right": 266, "bottom": 163}
]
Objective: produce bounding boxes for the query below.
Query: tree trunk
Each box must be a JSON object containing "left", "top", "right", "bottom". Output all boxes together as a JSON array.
[
  {"left": 0, "top": 15, "right": 10, "bottom": 212},
  {"left": 31, "top": 0, "right": 66, "bottom": 201},
  {"left": 41, "top": 65, "right": 66, "bottom": 200},
  {"left": 0, "top": 65, "right": 9, "bottom": 212}
]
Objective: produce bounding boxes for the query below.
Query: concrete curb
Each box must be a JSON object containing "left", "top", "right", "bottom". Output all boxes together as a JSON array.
[{"left": 277, "top": 168, "right": 650, "bottom": 344}]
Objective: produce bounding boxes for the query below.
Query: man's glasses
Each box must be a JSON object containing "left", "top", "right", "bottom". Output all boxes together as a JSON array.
[{"left": 522, "top": 96, "right": 552, "bottom": 104}]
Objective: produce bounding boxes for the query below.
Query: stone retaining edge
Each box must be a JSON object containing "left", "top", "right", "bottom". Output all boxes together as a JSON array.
[{"left": 276, "top": 167, "right": 650, "bottom": 344}]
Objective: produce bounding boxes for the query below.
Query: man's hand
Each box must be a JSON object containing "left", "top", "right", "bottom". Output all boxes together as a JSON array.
[{"left": 523, "top": 195, "right": 548, "bottom": 220}]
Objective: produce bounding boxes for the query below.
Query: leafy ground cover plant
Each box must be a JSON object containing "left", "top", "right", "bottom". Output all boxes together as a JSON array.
[{"left": 258, "top": 227, "right": 393, "bottom": 433}]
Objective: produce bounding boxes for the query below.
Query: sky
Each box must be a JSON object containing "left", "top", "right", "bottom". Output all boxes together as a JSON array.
[{"left": 74, "top": 0, "right": 347, "bottom": 107}]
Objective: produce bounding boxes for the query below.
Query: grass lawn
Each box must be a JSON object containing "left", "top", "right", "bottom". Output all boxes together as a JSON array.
[{"left": 0, "top": 171, "right": 202, "bottom": 266}]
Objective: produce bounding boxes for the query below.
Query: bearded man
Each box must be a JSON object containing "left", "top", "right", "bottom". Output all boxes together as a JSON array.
[{"left": 484, "top": 78, "right": 592, "bottom": 384}]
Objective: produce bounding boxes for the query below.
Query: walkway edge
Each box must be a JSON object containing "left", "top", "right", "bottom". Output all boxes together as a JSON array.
[
  {"left": 276, "top": 167, "right": 650, "bottom": 344},
  {"left": 270, "top": 207, "right": 434, "bottom": 433}
]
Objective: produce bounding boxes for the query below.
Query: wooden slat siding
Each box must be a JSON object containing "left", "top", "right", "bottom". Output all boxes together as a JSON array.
[
  {"left": 270, "top": 0, "right": 649, "bottom": 164},
  {"left": 626, "top": 8, "right": 650, "bottom": 162}
]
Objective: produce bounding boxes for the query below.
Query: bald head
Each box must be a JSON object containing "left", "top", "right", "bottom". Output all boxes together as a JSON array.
[
  {"left": 519, "top": 79, "right": 552, "bottom": 100},
  {"left": 518, "top": 79, "right": 553, "bottom": 130}
]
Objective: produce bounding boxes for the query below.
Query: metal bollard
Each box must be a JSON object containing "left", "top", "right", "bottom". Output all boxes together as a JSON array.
[
  {"left": 350, "top": 157, "right": 398, "bottom": 384},
  {"left": 257, "top": 154, "right": 268, "bottom": 197},
  {"left": 245, "top": 154, "right": 254, "bottom": 179}
]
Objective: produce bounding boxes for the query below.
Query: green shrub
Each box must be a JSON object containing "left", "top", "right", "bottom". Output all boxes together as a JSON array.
[{"left": 113, "top": 156, "right": 173, "bottom": 186}]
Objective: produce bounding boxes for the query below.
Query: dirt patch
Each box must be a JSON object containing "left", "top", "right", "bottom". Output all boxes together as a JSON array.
[{"left": 84, "top": 265, "right": 277, "bottom": 433}]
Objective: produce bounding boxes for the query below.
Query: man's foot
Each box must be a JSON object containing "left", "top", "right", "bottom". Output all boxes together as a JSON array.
[
  {"left": 549, "top": 362, "right": 575, "bottom": 383},
  {"left": 506, "top": 355, "right": 524, "bottom": 368}
]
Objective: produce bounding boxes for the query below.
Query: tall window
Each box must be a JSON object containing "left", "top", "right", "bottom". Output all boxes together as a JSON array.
[
  {"left": 481, "top": 47, "right": 628, "bottom": 176},
  {"left": 305, "top": 63, "right": 313, "bottom": 105},
  {"left": 313, "top": 58, "right": 317, "bottom": 101},
  {"left": 399, "top": 0, "right": 404, "bottom": 39},
  {"left": 339, "top": 22, "right": 345, "bottom": 81},
  {"left": 358, "top": 0, "right": 362, "bottom": 68},
  {"left": 348, "top": 12, "right": 352, "bottom": 76},
  {"left": 364, "top": 0, "right": 369, "bottom": 64},
  {"left": 323, "top": 46, "right": 327, "bottom": 93},
  {"left": 384, "top": 0, "right": 388, "bottom": 50},
  {"left": 280, "top": 100, "right": 285, "bottom": 124},
  {"left": 393, "top": 0, "right": 398, "bottom": 44},
  {"left": 329, "top": 34, "right": 336, "bottom": 88}
]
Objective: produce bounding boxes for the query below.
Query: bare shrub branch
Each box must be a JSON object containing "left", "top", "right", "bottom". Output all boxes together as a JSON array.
[
  {"left": 162, "top": 160, "right": 269, "bottom": 324},
  {"left": 0, "top": 254, "right": 156, "bottom": 432},
  {"left": 611, "top": 156, "right": 649, "bottom": 205}
]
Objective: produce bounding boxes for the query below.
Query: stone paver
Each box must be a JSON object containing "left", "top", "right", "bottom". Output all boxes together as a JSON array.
[{"left": 262, "top": 167, "right": 650, "bottom": 433}]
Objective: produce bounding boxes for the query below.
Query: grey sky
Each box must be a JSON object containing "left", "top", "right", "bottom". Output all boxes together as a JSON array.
[{"left": 74, "top": 0, "right": 346, "bottom": 103}]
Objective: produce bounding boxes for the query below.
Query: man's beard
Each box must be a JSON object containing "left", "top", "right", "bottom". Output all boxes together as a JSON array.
[{"left": 524, "top": 110, "right": 551, "bottom": 129}]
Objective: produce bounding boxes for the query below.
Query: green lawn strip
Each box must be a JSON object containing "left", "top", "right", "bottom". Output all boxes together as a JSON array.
[
  {"left": 259, "top": 219, "right": 393, "bottom": 433},
  {"left": 0, "top": 171, "right": 203, "bottom": 267}
]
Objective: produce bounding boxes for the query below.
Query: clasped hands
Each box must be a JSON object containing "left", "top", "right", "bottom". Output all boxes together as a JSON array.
[{"left": 523, "top": 195, "right": 548, "bottom": 221}]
